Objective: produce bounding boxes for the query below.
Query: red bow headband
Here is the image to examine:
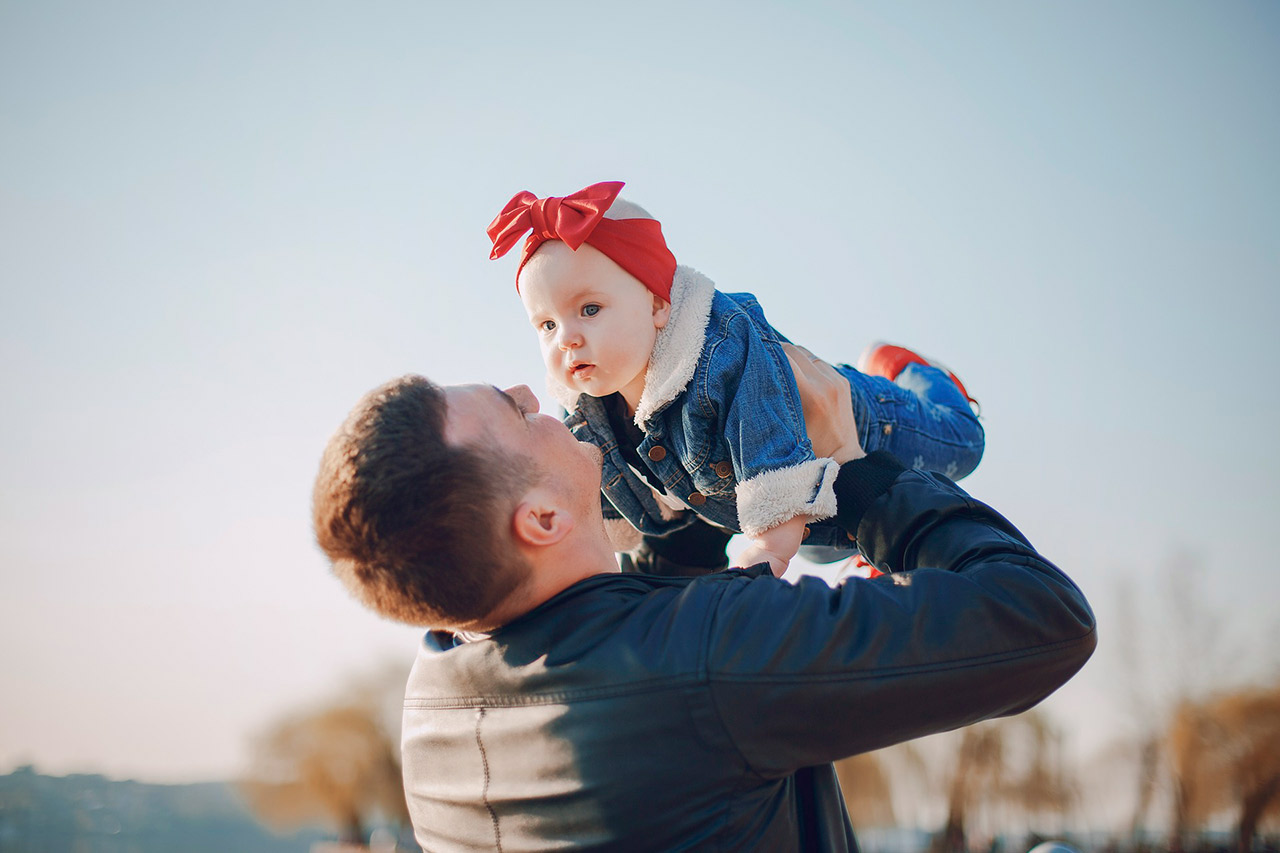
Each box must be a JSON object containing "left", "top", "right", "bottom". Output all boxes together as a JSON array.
[{"left": 486, "top": 180, "right": 676, "bottom": 302}]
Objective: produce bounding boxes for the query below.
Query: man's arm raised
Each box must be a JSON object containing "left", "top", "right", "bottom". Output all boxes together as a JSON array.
[{"left": 699, "top": 344, "right": 1097, "bottom": 774}]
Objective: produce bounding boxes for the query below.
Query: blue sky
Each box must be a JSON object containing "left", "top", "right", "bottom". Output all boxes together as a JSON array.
[{"left": 2, "top": 1, "right": 1277, "bottom": 782}]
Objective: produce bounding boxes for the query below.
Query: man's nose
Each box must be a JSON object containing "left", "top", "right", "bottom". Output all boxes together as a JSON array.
[{"left": 504, "top": 385, "right": 539, "bottom": 414}]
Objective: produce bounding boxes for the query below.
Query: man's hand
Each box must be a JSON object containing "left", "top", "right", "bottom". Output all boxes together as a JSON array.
[{"left": 782, "top": 343, "right": 865, "bottom": 464}]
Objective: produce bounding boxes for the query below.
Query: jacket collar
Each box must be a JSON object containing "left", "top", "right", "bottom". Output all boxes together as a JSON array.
[{"left": 547, "top": 265, "right": 717, "bottom": 428}]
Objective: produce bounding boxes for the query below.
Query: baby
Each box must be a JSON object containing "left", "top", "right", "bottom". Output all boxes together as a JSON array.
[{"left": 487, "top": 181, "right": 984, "bottom": 576}]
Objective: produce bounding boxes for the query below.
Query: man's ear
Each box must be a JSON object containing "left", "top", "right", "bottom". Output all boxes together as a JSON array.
[
  {"left": 652, "top": 293, "right": 672, "bottom": 329},
  {"left": 511, "top": 490, "right": 575, "bottom": 548}
]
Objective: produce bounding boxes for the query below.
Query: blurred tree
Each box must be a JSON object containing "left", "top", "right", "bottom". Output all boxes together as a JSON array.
[
  {"left": 1168, "top": 699, "right": 1211, "bottom": 852},
  {"left": 920, "top": 710, "right": 1076, "bottom": 853},
  {"left": 1109, "top": 551, "right": 1255, "bottom": 847},
  {"left": 929, "top": 723, "right": 1006, "bottom": 853},
  {"left": 239, "top": 665, "right": 411, "bottom": 847},
  {"left": 1168, "top": 681, "right": 1280, "bottom": 853},
  {"left": 1005, "top": 710, "right": 1077, "bottom": 830},
  {"left": 835, "top": 751, "right": 895, "bottom": 828}
]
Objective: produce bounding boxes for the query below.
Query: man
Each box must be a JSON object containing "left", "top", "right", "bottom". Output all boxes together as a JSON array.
[{"left": 312, "top": 352, "right": 1096, "bottom": 852}]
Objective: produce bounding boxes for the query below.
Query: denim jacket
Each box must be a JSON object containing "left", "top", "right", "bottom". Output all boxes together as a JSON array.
[{"left": 553, "top": 266, "right": 845, "bottom": 549}]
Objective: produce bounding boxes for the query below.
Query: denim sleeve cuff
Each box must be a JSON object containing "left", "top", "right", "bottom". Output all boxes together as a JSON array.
[
  {"left": 736, "top": 457, "right": 840, "bottom": 538},
  {"left": 833, "top": 450, "right": 909, "bottom": 536}
]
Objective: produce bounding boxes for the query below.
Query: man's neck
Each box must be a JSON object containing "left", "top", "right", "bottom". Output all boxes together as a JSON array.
[{"left": 483, "top": 535, "right": 619, "bottom": 629}]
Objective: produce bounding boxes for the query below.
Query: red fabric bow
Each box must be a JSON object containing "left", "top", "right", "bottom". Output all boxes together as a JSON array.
[
  {"left": 486, "top": 180, "right": 676, "bottom": 301},
  {"left": 487, "top": 181, "right": 625, "bottom": 261}
]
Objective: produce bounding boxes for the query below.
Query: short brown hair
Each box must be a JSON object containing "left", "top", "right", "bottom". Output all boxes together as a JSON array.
[{"left": 313, "top": 375, "right": 533, "bottom": 628}]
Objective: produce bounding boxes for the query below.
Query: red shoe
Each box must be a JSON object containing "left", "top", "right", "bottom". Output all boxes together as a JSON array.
[
  {"left": 840, "top": 552, "right": 884, "bottom": 579},
  {"left": 856, "top": 341, "right": 975, "bottom": 405}
]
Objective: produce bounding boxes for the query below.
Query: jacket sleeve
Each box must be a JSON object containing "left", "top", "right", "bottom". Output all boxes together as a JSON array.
[
  {"left": 701, "top": 455, "right": 1097, "bottom": 778},
  {"left": 703, "top": 312, "right": 838, "bottom": 538}
]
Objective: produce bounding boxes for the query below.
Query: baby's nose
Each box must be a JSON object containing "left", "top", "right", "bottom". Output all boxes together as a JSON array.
[{"left": 556, "top": 325, "right": 582, "bottom": 350}]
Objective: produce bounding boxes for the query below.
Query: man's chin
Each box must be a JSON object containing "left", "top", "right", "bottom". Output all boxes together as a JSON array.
[{"left": 578, "top": 442, "right": 604, "bottom": 480}]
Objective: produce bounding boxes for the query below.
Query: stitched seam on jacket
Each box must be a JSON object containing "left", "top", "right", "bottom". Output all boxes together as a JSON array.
[
  {"left": 404, "top": 676, "right": 703, "bottom": 709},
  {"left": 474, "top": 708, "right": 503, "bottom": 853},
  {"left": 705, "top": 628, "right": 1097, "bottom": 685},
  {"left": 697, "top": 580, "right": 761, "bottom": 780},
  {"left": 689, "top": 579, "right": 743, "bottom": 844}
]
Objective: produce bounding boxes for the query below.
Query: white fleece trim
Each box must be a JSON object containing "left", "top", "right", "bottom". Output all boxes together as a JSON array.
[
  {"left": 633, "top": 266, "right": 715, "bottom": 426},
  {"left": 603, "top": 516, "right": 643, "bottom": 552},
  {"left": 548, "top": 265, "right": 717, "bottom": 425},
  {"left": 735, "top": 457, "right": 840, "bottom": 538}
]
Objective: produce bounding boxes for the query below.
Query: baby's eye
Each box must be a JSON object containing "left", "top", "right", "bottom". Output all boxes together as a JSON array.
[
  {"left": 540, "top": 319, "right": 556, "bottom": 332},
  {"left": 582, "top": 304, "right": 601, "bottom": 317}
]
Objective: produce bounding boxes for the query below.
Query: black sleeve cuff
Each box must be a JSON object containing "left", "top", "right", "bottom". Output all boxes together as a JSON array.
[{"left": 833, "top": 450, "right": 908, "bottom": 536}]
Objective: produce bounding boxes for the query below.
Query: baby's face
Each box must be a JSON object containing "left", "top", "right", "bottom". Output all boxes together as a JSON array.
[{"left": 519, "top": 242, "right": 670, "bottom": 409}]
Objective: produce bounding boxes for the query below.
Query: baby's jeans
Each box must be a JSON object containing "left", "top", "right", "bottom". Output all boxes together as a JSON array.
[
  {"left": 800, "top": 361, "right": 984, "bottom": 564},
  {"left": 844, "top": 361, "right": 984, "bottom": 478}
]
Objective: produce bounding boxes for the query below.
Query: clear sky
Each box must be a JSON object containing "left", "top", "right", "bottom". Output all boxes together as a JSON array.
[{"left": 2, "top": 1, "right": 1277, "bottom": 783}]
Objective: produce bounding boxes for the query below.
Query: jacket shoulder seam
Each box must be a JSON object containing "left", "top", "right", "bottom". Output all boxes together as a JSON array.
[
  {"left": 403, "top": 675, "right": 703, "bottom": 709},
  {"left": 705, "top": 628, "right": 1098, "bottom": 684}
]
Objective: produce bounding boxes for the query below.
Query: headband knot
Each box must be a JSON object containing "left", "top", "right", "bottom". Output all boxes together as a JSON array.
[
  {"left": 529, "top": 197, "right": 559, "bottom": 243},
  {"left": 486, "top": 180, "right": 676, "bottom": 302}
]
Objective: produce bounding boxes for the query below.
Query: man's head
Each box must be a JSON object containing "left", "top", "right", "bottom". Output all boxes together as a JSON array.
[{"left": 313, "top": 376, "right": 604, "bottom": 631}]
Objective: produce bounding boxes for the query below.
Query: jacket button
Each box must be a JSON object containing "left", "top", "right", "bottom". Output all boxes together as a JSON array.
[
  {"left": 802, "top": 525, "right": 811, "bottom": 541},
  {"left": 687, "top": 492, "right": 706, "bottom": 506},
  {"left": 714, "top": 461, "right": 733, "bottom": 478},
  {"left": 648, "top": 446, "right": 667, "bottom": 462},
  {"left": 882, "top": 423, "right": 893, "bottom": 435}
]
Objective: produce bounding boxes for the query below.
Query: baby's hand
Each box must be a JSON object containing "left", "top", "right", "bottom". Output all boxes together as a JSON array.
[
  {"left": 731, "top": 515, "right": 809, "bottom": 578},
  {"left": 732, "top": 542, "right": 792, "bottom": 577}
]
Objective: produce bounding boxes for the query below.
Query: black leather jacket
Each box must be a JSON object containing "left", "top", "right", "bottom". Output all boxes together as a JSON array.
[{"left": 401, "top": 454, "right": 1097, "bottom": 851}]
